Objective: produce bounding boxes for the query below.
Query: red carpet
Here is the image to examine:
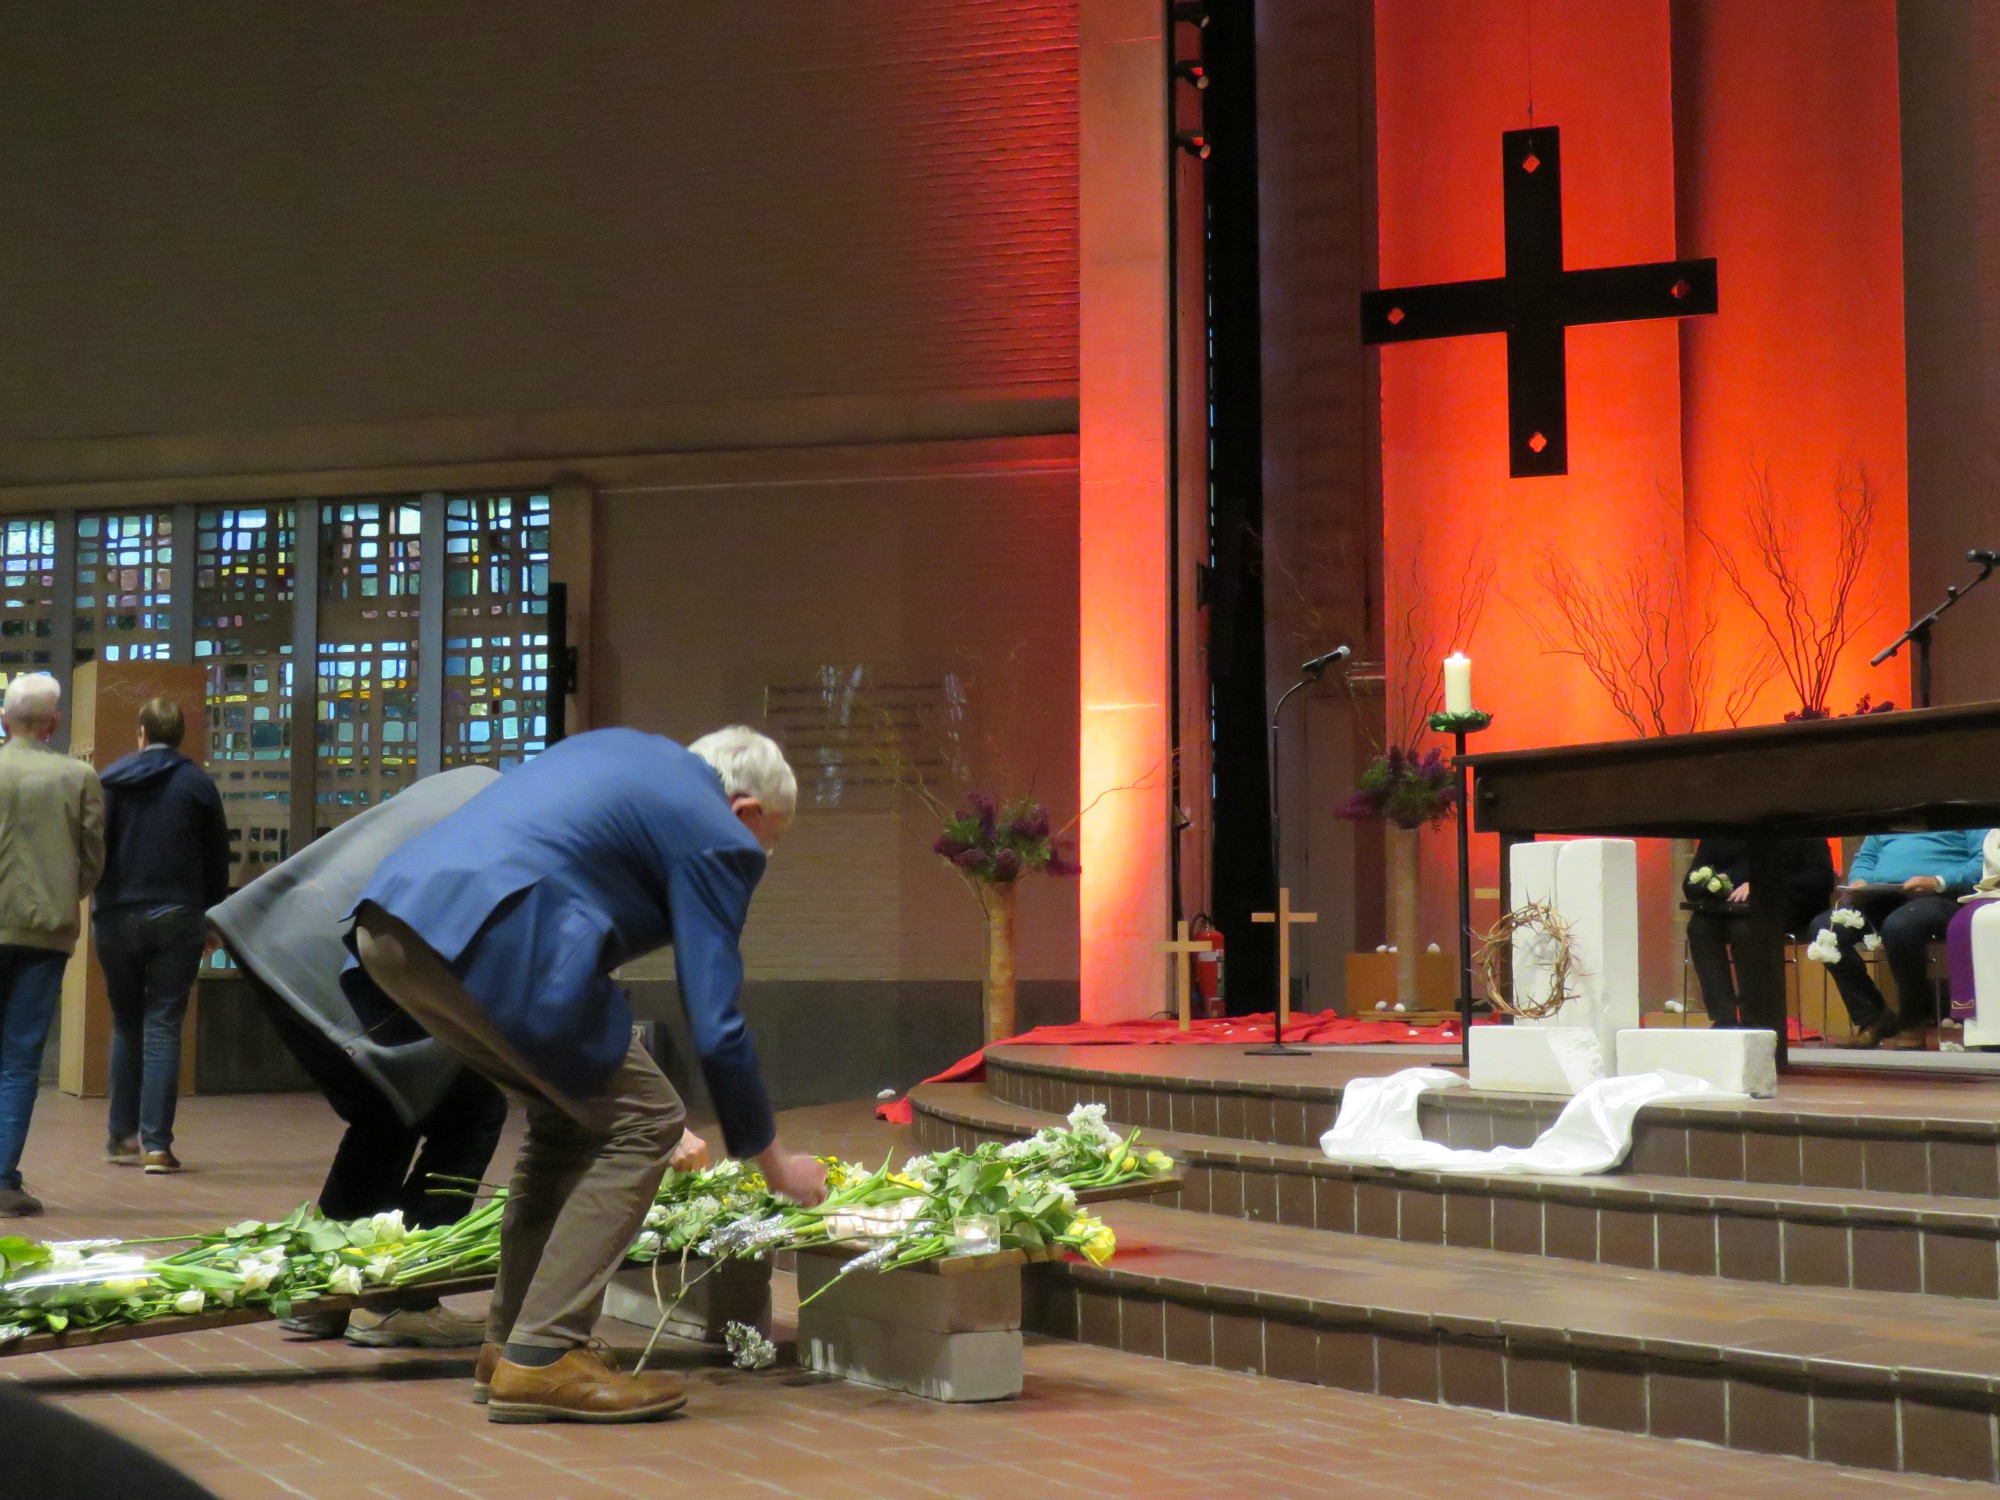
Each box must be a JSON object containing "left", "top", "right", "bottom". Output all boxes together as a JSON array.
[
  {"left": 878, "top": 1010, "right": 1823, "bottom": 1123},
  {"left": 877, "top": 1009, "right": 1477, "bottom": 1123}
]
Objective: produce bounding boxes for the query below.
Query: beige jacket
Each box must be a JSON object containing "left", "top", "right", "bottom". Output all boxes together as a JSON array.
[{"left": 0, "top": 736, "right": 104, "bottom": 953}]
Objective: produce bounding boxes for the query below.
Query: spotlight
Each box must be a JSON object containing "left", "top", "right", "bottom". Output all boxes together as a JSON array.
[
  {"left": 1174, "top": 131, "right": 1211, "bottom": 160},
  {"left": 1173, "top": 60, "right": 1209, "bottom": 91},
  {"left": 1171, "top": 1, "right": 1209, "bottom": 28}
]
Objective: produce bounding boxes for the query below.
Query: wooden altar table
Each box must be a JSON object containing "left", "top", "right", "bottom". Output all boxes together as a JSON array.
[{"left": 1462, "top": 702, "right": 2000, "bottom": 1067}]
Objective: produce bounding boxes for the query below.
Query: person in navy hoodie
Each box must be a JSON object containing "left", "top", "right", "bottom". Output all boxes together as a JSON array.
[{"left": 95, "top": 696, "right": 230, "bottom": 1173}]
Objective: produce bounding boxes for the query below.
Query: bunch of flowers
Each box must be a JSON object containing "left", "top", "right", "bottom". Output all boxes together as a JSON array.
[
  {"left": 0, "top": 1107, "right": 1171, "bottom": 1348},
  {"left": 1805, "top": 906, "right": 1880, "bottom": 965},
  {"left": 1336, "top": 745, "right": 1456, "bottom": 830},
  {"left": 1685, "top": 865, "right": 1735, "bottom": 900},
  {"left": 931, "top": 792, "right": 1079, "bottom": 883}
]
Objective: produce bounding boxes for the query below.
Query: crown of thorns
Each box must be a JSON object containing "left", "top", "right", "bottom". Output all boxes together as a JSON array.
[{"left": 1475, "top": 899, "right": 1581, "bottom": 1021}]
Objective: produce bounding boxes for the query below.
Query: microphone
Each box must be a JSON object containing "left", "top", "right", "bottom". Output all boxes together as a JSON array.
[
  {"left": 1972, "top": 550, "right": 2000, "bottom": 566},
  {"left": 1300, "top": 645, "right": 1353, "bottom": 678}
]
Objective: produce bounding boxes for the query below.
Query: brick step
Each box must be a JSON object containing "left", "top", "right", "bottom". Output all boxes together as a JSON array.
[
  {"left": 985, "top": 1044, "right": 2000, "bottom": 1198},
  {"left": 1029, "top": 1201, "right": 2000, "bottom": 1482},
  {"left": 912, "top": 1082, "right": 2000, "bottom": 1299}
]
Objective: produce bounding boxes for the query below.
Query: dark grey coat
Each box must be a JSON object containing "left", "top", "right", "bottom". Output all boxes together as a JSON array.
[{"left": 208, "top": 766, "right": 501, "bottom": 1126}]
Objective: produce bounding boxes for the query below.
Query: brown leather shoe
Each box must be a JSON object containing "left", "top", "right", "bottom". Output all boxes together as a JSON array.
[
  {"left": 486, "top": 1346, "right": 687, "bottom": 1424},
  {"left": 472, "top": 1341, "right": 500, "bottom": 1404},
  {"left": 1841, "top": 1016, "right": 1900, "bottom": 1050}
]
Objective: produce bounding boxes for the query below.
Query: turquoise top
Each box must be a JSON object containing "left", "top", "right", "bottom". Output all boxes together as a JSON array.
[{"left": 1846, "top": 831, "right": 1989, "bottom": 896}]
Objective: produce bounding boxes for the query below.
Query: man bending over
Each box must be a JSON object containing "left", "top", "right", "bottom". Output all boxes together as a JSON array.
[{"left": 349, "top": 726, "right": 826, "bottom": 1424}]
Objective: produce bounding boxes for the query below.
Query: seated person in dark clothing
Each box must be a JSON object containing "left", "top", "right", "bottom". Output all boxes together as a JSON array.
[
  {"left": 1803, "top": 830, "right": 1990, "bottom": 1049},
  {"left": 1684, "top": 837, "right": 1836, "bottom": 1027}
]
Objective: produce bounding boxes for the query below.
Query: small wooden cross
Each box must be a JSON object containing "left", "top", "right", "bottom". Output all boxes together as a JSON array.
[
  {"left": 1252, "top": 887, "right": 1318, "bottom": 1030},
  {"left": 1159, "top": 921, "right": 1215, "bottom": 1032}
]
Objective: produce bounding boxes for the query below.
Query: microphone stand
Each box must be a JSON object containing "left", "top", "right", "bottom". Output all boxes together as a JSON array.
[
  {"left": 1248, "top": 648, "right": 1347, "bottom": 1057},
  {"left": 1872, "top": 554, "right": 1997, "bottom": 709}
]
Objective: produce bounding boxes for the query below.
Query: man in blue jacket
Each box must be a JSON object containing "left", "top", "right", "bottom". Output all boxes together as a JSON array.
[
  {"left": 1805, "top": 830, "right": 1990, "bottom": 1048},
  {"left": 349, "top": 725, "right": 826, "bottom": 1425},
  {"left": 95, "top": 697, "right": 230, "bottom": 1174}
]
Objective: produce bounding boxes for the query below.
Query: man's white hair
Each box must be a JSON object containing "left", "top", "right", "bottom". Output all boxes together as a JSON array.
[
  {"left": 688, "top": 726, "right": 797, "bottom": 824},
  {"left": 2, "top": 673, "right": 61, "bottom": 733}
]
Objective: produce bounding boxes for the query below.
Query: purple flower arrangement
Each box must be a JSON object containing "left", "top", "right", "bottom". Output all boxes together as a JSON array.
[
  {"left": 1335, "top": 745, "right": 1457, "bottom": 830},
  {"left": 932, "top": 791, "right": 1080, "bottom": 883}
]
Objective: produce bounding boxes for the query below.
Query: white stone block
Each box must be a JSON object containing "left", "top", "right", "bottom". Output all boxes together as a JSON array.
[
  {"left": 601, "top": 1256, "right": 771, "bottom": 1343},
  {"left": 1967, "top": 902, "right": 2000, "bottom": 1048},
  {"left": 1511, "top": 838, "right": 1640, "bottom": 1062},
  {"left": 1614, "top": 1028, "right": 1774, "bottom": 1098},
  {"left": 796, "top": 1247, "right": 1020, "bottom": 1334},
  {"left": 1468, "top": 1024, "right": 1606, "bottom": 1095},
  {"left": 798, "top": 1307, "right": 1023, "bottom": 1402}
]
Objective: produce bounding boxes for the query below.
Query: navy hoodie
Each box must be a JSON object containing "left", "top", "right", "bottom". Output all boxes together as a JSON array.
[{"left": 96, "top": 747, "right": 231, "bottom": 915}]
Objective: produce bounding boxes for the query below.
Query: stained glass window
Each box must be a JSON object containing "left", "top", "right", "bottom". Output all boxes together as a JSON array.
[
  {"left": 195, "top": 506, "right": 295, "bottom": 887},
  {"left": 0, "top": 519, "right": 57, "bottom": 682},
  {"left": 443, "top": 492, "right": 550, "bottom": 769},
  {"left": 316, "top": 500, "right": 422, "bottom": 833},
  {"left": 75, "top": 511, "right": 172, "bottom": 663}
]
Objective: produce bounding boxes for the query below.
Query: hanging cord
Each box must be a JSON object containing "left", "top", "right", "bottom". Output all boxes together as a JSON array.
[{"left": 1525, "top": 0, "right": 1535, "bottom": 124}]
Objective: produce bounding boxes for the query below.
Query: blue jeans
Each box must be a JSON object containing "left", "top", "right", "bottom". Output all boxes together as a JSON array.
[
  {"left": 97, "top": 906, "right": 206, "bottom": 1153},
  {"left": 0, "top": 947, "right": 70, "bottom": 1191}
]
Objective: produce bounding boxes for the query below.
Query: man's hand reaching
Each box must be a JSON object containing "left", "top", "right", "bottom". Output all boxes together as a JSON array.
[
  {"left": 757, "top": 1146, "right": 829, "bottom": 1206},
  {"left": 668, "top": 1129, "right": 711, "bottom": 1173}
]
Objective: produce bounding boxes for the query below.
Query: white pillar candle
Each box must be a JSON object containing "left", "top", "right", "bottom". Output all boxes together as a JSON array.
[{"left": 1443, "top": 653, "right": 1473, "bottom": 715}]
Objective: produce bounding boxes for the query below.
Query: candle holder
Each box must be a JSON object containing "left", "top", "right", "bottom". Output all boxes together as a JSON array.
[{"left": 1430, "top": 709, "right": 1493, "bottom": 1069}]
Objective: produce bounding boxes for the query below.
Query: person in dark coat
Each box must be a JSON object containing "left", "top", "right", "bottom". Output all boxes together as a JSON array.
[
  {"left": 94, "top": 696, "right": 229, "bottom": 1174},
  {"left": 1683, "top": 836, "right": 1837, "bottom": 1028},
  {"left": 208, "top": 766, "right": 510, "bottom": 1349}
]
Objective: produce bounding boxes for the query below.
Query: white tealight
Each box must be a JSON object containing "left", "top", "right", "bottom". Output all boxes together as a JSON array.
[
  {"left": 1426, "top": 942, "right": 1441, "bottom": 954},
  {"left": 1374, "top": 1000, "right": 1389, "bottom": 1011},
  {"left": 1663, "top": 1000, "right": 1685, "bottom": 1014},
  {"left": 1392, "top": 1002, "right": 1408, "bottom": 1013}
]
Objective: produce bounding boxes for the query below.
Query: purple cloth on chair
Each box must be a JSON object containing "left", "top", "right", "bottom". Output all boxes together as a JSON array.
[{"left": 1948, "top": 898, "right": 1999, "bottom": 1021}]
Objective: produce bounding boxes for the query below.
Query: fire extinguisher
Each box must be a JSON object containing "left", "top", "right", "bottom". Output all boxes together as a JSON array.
[{"left": 1191, "top": 915, "right": 1225, "bottom": 1019}]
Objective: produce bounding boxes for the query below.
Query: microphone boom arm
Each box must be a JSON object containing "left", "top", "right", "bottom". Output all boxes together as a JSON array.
[{"left": 1870, "top": 553, "right": 1998, "bottom": 708}]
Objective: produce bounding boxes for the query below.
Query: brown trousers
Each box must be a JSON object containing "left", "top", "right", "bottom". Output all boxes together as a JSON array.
[{"left": 353, "top": 904, "right": 686, "bottom": 1349}]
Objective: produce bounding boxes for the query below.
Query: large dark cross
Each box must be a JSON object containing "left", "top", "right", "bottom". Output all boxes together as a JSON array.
[{"left": 1360, "top": 126, "right": 1718, "bottom": 478}]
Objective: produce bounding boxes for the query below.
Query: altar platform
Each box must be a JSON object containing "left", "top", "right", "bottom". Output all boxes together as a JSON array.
[{"left": 910, "top": 1042, "right": 2000, "bottom": 1483}]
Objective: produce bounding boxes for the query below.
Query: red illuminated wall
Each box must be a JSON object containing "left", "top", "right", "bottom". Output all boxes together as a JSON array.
[
  {"left": 1672, "top": 0, "right": 1910, "bottom": 723},
  {"left": 1372, "top": 0, "right": 1909, "bottom": 988}
]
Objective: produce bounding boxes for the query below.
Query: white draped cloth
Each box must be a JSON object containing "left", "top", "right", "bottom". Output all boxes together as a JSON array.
[{"left": 1318, "top": 1067, "right": 1735, "bottom": 1177}]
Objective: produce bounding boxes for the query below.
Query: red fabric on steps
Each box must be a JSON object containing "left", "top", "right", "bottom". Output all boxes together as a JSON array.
[{"left": 875, "top": 1010, "right": 1822, "bottom": 1123}]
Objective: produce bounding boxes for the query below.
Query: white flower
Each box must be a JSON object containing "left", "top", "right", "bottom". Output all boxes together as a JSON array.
[
  {"left": 173, "top": 1290, "right": 205, "bottom": 1315},
  {"left": 364, "top": 1257, "right": 395, "bottom": 1284},
  {"left": 328, "top": 1265, "right": 364, "bottom": 1297},
  {"left": 1706, "top": 877, "right": 1728, "bottom": 894},
  {"left": 724, "top": 1320, "right": 777, "bottom": 1370},
  {"left": 237, "top": 1263, "right": 277, "bottom": 1294},
  {"left": 1055, "top": 1182, "right": 1078, "bottom": 1211},
  {"left": 103, "top": 1277, "right": 150, "bottom": 1297},
  {"left": 368, "top": 1211, "right": 407, "bottom": 1245},
  {"left": 1831, "top": 908, "right": 1867, "bottom": 930},
  {"left": 1806, "top": 929, "right": 1843, "bottom": 965},
  {"left": 900, "top": 1154, "right": 934, "bottom": 1178},
  {"left": 632, "top": 1231, "right": 661, "bottom": 1258},
  {"left": 1862, "top": 933, "right": 1882, "bottom": 953},
  {"left": 644, "top": 1205, "right": 669, "bottom": 1229},
  {"left": 1688, "top": 866, "right": 1713, "bottom": 884},
  {"left": 998, "top": 1138, "right": 1038, "bottom": 1160},
  {"left": 216, "top": 1290, "right": 236, "bottom": 1308}
]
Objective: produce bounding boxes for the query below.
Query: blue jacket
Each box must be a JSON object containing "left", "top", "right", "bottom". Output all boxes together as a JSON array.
[
  {"left": 348, "top": 730, "right": 777, "bottom": 1156},
  {"left": 1847, "top": 831, "right": 1990, "bottom": 897},
  {"left": 96, "top": 747, "right": 231, "bottom": 915}
]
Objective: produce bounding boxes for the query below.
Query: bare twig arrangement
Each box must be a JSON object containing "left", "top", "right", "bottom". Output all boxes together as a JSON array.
[
  {"left": 1695, "top": 461, "right": 1881, "bottom": 720},
  {"left": 1476, "top": 900, "right": 1580, "bottom": 1020},
  {"left": 1383, "top": 538, "right": 1495, "bottom": 749}
]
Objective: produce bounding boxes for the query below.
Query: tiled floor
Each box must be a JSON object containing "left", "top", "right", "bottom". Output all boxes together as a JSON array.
[{"left": 0, "top": 1089, "right": 1982, "bottom": 1498}]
